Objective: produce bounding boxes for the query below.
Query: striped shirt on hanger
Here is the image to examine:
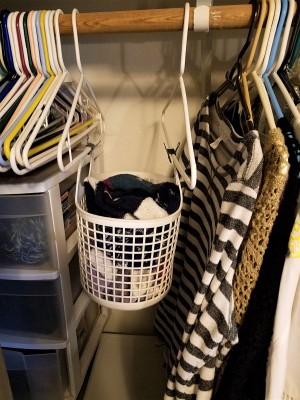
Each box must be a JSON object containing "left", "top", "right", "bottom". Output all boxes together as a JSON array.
[{"left": 155, "top": 97, "right": 263, "bottom": 400}]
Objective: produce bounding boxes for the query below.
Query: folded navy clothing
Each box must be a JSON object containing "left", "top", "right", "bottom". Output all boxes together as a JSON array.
[{"left": 84, "top": 173, "right": 180, "bottom": 219}]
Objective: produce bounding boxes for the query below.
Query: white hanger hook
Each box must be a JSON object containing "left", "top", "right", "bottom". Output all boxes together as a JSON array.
[
  {"left": 71, "top": 8, "right": 83, "bottom": 74},
  {"left": 161, "top": 2, "right": 196, "bottom": 191},
  {"left": 54, "top": 9, "right": 66, "bottom": 72},
  {"left": 180, "top": 3, "right": 190, "bottom": 76}
]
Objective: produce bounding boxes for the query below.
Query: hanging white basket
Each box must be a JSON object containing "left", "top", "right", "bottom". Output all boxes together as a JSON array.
[{"left": 75, "top": 162, "right": 182, "bottom": 311}]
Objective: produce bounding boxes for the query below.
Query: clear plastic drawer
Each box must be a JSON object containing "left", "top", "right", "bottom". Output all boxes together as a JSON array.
[
  {"left": 3, "top": 347, "right": 68, "bottom": 400},
  {"left": 0, "top": 278, "right": 66, "bottom": 341},
  {"left": 0, "top": 193, "right": 58, "bottom": 272}
]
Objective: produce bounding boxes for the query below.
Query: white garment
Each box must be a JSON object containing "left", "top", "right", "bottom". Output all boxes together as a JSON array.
[{"left": 266, "top": 208, "right": 300, "bottom": 400}]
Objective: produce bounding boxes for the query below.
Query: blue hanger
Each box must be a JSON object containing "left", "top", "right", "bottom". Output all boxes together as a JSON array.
[
  {"left": 35, "top": 10, "right": 48, "bottom": 79},
  {"left": 2, "top": 11, "right": 15, "bottom": 72},
  {"left": 0, "top": 10, "right": 19, "bottom": 101},
  {"left": 263, "top": 0, "right": 288, "bottom": 119}
]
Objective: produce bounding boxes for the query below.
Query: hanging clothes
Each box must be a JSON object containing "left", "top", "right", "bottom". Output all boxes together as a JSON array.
[
  {"left": 233, "top": 126, "right": 289, "bottom": 326},
  {"left": 266, "top": 201, "right": 300, "bottom": 400},
  {"left": 214, "top": 117, "right": 300, "bottom": 400},
  {"left": 155, "top": 95, "right": 263, "bottom": 400}
]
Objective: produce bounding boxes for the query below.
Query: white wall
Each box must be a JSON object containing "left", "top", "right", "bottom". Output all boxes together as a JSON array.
[{"left": 3, "top": 0, "right": 247, "bottom": 334}]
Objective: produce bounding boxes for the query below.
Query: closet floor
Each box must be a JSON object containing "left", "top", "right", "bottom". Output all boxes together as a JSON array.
[{"left": 83, "top": 333, "right": 167, "bottom": 400}]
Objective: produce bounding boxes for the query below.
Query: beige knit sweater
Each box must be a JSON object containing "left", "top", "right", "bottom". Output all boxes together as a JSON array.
[{"left": 234, "top": 127, "right": 290, "bottom": 326}]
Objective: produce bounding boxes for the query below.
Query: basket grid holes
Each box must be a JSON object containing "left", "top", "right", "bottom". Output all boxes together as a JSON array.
[{"left": 76, "top": 195, "right": 180, "bottom": 305}]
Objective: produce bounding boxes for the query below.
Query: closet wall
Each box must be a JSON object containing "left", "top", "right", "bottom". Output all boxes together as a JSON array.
[{"left": 2, "top": 0, "right": 247, "bottom": 335}]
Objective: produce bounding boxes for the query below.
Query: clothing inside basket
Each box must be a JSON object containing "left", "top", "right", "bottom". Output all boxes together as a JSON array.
[{"left": 84, "top": 173, "right": 181, "bottom": 220}]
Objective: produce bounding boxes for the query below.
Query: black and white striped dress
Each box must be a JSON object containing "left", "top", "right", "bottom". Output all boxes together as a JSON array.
[{"left": 155, "top": 98, "right": 263, "bottom": 399}]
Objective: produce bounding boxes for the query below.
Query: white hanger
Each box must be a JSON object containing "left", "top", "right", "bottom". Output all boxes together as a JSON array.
[
  {"left": 241, "top": 0, "right": 268, "bottom": 124},
  {"left": 259, "top": 0, "right": 281, "bottom": 77},
  {"left": 161, "top": 2, "right": 196, "bottom": 190},
  {"left": 250, "top": 0, "right": 277, "bottom": 130},
  {"left": 56, "top": 8, "right": 104, "bottom": 172},
  {"left": 273, "top": 0, "right": 294, "bottom": 73}
]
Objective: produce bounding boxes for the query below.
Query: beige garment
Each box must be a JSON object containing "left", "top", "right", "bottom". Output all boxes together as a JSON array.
[{"left": 234, "top": 127, "right": 290, "bottom": 326}]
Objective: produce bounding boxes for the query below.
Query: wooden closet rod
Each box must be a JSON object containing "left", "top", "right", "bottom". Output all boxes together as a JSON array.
[{"left": 59, "top": 4, "right": 255, "bottom": 35}]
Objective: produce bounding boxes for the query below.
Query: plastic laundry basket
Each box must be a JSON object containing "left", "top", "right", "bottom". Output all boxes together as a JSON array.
[{"left": 75, "top": 160, "right": 182, "bottom": 311}]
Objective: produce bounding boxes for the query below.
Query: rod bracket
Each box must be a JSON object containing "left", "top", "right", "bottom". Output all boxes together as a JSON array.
[{"left": 194, "top": 0, "right": 212, "bottom": 32}]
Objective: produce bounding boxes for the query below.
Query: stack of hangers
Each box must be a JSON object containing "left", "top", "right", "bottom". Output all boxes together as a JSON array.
[{"left": 0, "top": 8, "right": 103, "bottom": 175}]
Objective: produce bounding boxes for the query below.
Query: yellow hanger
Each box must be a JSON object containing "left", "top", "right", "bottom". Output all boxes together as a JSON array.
[{"left": 27, "top": 119, "right": 94, "bottom": 157}]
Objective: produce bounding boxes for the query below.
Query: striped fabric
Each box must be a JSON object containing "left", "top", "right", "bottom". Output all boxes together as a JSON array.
[{"left": 155, "top": 98, "right": 263, "bottom": 399}]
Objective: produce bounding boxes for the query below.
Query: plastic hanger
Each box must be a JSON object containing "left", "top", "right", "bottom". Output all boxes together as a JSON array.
[
  {"left": 56, "top": 8, "right": 104, "bottom": 172},
  {"left": 161, "top": 2, "right": 196, "bottom": 190},
  {"left": 0, "top": 12, "right": 37, "bottom": 165},
  {"left": 0, "top": 11, "right": 20, "bottom": 102},
  {"left": 250, "top": 0, "right": 277, "bottom": 130},
  {"left": 20, "top": 8, "right": 98, "bottom": 171},
  {"left": 262, "top": 0, "right": 288, "bottom": 119},
  {"left": 9, "top": 9, "right": 67, "bottom": 171},
  {"left": 7, "top": 9, "right": 66, "bottom": 172},
  {"left": 0, "top": 11, "right": 26, "bottom": 101},
  {"left": 15, "top": 13, "right": 34, "bottom": 77},
  {"left": 272, "top": 0, "right": 295, "bottom": 73},
  {"left": 0, "top": 10, "right": 46, "bottom": 171},
  {"left": 269, "top": 0, "right": 300, "bottom": 142},
  {"left": 288, "top": 36, "right": 300, "bottom": 71},
  {"left": 0, "top": 13, "right": 22, "bottom": 112},
  {"left": 0, "top": 9, "right": 58, "bottom": 170},
  {"left": 241, "top": 0, "right": 267, "bottom": 124},
  {"left": 0, "top": 10, "right": 47, "bottom": 141},
  {"left": 232, "top": 0, "right": 260, "bottom": 130},
  {"left": 210, "top": 0, "right": 260, "bottom": 134},
  {"left": 20, "top": 12, "right": 36, "bottom": 76},
  {"left": 277, "top": 4, "right": 300, "bottom": 104},
  {"left": 0, "top": 11, "right": 45, "bottom": 153},
  {"left": 0, "top": 10, "right": 12, "bottom": 85},
  {"left": 0, "top": 33, "right": 7, "bottom": 77},
  {"left": 0, "top": 12, "right": 34, "bottom": 113},
  {"left": 259, "top": 0, "right": 281, "bottom": 77},
  {"left": 19, "top": 9, "right": 70, "bottom": 167},
  {"left": 9, "top": 9, "right": 103, "bottom": 175},
  {"left": 0, "top": 12, "right": 23, "bottom": 107}
]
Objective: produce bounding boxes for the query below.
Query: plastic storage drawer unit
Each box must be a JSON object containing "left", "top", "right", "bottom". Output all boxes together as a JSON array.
[
  {"left": 0, "top": 278, "right": 66, "bottom": 341},
  {"left": 2, "top": 348, "right": 68, "bottom": 400}
]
